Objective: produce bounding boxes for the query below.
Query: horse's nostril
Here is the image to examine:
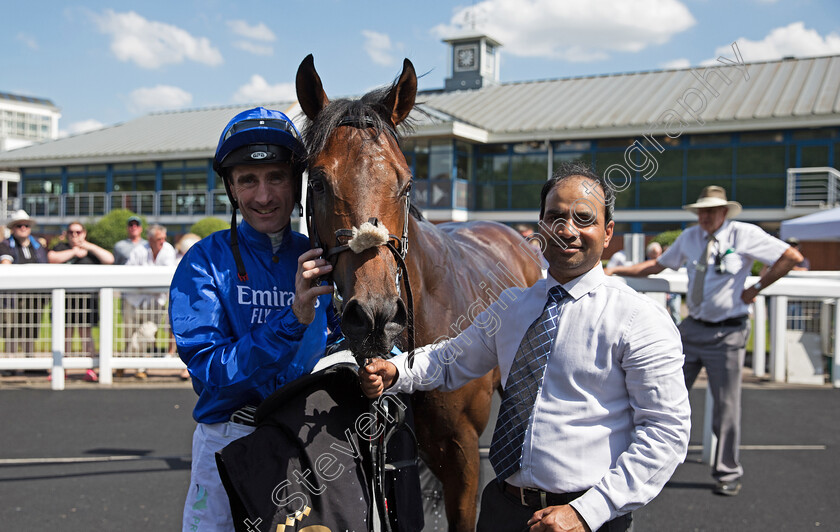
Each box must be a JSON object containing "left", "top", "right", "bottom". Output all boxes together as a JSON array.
[{"left": 341, "top": 299, "right": 373, "bottom": 341}]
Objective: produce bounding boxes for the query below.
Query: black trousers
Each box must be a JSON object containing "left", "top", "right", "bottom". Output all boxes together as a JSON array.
[{"left": 476, "top": 480, "right": 633, "bottom": 532}]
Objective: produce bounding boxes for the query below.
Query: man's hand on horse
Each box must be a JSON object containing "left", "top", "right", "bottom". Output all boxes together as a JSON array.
[
  {"left": 527, "top": 505, "right": 591, "bottom": 532},
  {"left": 292, "top": 248, "right": 334, "bottom": 324},
  {"left": 359, "top": 358, "right": 398, "bottom": 398}
]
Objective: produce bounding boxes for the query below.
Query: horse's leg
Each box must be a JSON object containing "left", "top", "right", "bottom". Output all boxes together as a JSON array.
[{"left": 414, "top": 372, "right": 498, "bottom": 531}]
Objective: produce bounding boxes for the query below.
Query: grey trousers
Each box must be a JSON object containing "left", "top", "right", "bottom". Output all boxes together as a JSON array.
[{"left": 679, "top": 316, "right": 751, "bottom": 483}]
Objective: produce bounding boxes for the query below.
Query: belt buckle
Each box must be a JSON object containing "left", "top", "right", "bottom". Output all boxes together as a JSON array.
[
  {"left": 519, "top": 486, "right": 527, "bottom": 506},
  {"left": 518, "top": 486, "right": 548, "bottom": 507}
]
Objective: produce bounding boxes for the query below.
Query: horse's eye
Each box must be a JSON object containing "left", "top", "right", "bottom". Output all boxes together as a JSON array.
[{"left": 310, "top": 179, "right": 325, "bottom": 193}]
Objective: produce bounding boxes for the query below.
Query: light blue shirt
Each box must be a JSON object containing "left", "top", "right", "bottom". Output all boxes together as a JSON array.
[{"left": 389, "top": 264, "right": 690, "bottom": 530}]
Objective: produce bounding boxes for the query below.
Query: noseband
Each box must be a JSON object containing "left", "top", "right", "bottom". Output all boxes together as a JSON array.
[{"left": 305, "top": 117, "right": 415, "bottom": 355}]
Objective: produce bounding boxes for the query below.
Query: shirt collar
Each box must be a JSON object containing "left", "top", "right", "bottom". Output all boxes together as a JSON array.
[
  {"left": 545, "top": 263, "right": 606, "bottom": 302},
  {"left": 709, "top": 219, "right": 732, "bottom": 240},
  {"left": 238, "top": 220, "right": 292, "bottom": 252}
]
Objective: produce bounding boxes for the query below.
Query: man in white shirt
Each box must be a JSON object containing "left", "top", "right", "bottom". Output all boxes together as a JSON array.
[
  {"left": 606, "top": 186, "right": 802, "bottom": 497},
  {"left": 124, "top": 224, "right": 176, "bottom": 377},
  {"left": 113, "top": 215, "right": 147, "bottom": 265},
  {"left": 361, "top": 163, "right": 690, "bottom": 532}
]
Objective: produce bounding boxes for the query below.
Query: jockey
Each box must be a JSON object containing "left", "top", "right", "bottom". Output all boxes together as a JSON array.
[{"left": 169, "top": 107, "right": 339, "bottom": 532}]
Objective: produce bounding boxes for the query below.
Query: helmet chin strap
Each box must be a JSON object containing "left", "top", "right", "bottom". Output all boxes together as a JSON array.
[{"left": 230, "top": 207, "right": 249, "bottom": 282}]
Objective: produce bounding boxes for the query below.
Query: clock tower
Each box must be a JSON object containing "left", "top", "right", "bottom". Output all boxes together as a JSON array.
[{"left": 443, "top": 33, "right": 501, "bottom": 92}]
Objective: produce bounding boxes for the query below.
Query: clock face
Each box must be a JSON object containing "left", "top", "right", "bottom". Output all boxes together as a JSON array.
[{"left": 455, "top": 46, "right": 477, "bottom": 71}]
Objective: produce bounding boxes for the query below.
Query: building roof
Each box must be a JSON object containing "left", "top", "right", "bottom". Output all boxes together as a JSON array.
[
  {"left": 0, "top": 91, "right": 58, "bottom": 110},
  {"left": 0, "top": 102, "right": 298, "bottom": 167},
  {"left": 418, "top": 54, "right": 840, "bottom": 142},
  {"left": 1, "top": 54, "right": 839, "bottom": 168}
]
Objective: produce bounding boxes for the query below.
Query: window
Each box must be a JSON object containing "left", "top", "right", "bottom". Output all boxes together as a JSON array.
[
  {"left": 737, "top": 146, "right": 785, "bottom": 175},
  {"left": 686, "top": 147, "right": 732, "bottom": 177},
  {"left": 735, "top": 178, "right": 786, "bottom": 207},
  {"left": 638, "top": 178, "right": 682, "bottom": 208}
]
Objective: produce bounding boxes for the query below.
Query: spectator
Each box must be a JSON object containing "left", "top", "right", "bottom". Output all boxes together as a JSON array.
[
  {"left": 113, "top": 215, "right": 147, "bottom": 265},
  {"left": 605, "top": 249, "right": 630, "bottom": 268},
  {"left": 362, "top": 163, "right": 690, "bottom": 532},
  {"left": 646, "top": 241, "right": 662, "bottom": 260},
  {"left": 606, "top": 185, "right": 802, "bottom": 496},
  {"left": 124, "top": 224, "right": 176, "bottom": 379},
  {"left": 48, "top": 221, "right": 115, "bottom": 381},
  {"left": 175, "top": 233, "right": 201, "bottom": 263},
  {"left": 0, "top": 210, "right": 49, "bottom": 355}
]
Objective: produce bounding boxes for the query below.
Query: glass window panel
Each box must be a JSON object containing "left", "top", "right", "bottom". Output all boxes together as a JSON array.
[
  {"left": 414, "top": 143, "right": 429, "bottom": 180},
  {"left": 553, "top": 151, "right": 591, "bottom": 168},
  {"left": 690, "top": 133, "right": 731, "bottom": 145},
  {"left": 429, "top": 141, "right": 453, "bottom": 180},
  {"left": 475, "top": 155, "right": 509, "bottom": 183},
  {"left": 741, "top": 131, "right": 784, "bottom": 143},
  {"left": 554, "top": 140, "right": 591, "bottom": 152},
  {"left": 653, "top": 149, "right": 683, "bottom": 178},
  {"left": 792, "top": 128, "right": 837, "bottom": 140},
  {"left": 476, "top": 144, "right": 507, "bottom": 156},
  {"left": 735, "top": 178, "right": 786, "bottom": 207},
  {"left": 686, "top": 147, "right": 732, "bottom": 177},
  {"left": 184, "top": 172, "right": 206, "bottom": 189},
  {"left": 162, "top": 173, "right": 182, "bottom": 191},
  {"left": 510, "top": 154, "right": 547, "bottom": 182},
  {"left": 473, "top": 183, "right": 509, "bottom": 210},
  {"left": 598, "top": 138, "right": 635, "bottom": 148},
  {"left": 639, "top": 179, "right": 682, "bottom": 208},
  {"left": 88, "top": 175, "right": 106, "bottom": 193},
  {"left": 136, "top": 174, "right": 156, "bottom": 192},
  {"left": 799, "top": 145, "right": 830, "bottom": 167},
  {"left": 511, "top": 183, "right": 543, "bottom": 209},
  {"left": 737, "top": 146, "right": 785, "bottom": 175},
  {"left": 455, "top": 150, "right": 471, "bottom": 181}
]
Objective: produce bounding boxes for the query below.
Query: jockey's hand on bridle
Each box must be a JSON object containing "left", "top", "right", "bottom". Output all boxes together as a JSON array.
[{"left": 292, "top": 248, "right": 334, "bottom": 324}]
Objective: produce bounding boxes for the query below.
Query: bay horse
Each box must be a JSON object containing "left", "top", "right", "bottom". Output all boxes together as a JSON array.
[{"left": 296, "top": 54, "right": 543, "bottom": 531}]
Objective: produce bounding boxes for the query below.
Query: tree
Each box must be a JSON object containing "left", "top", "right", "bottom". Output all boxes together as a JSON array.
[
  {"left": 652, "top": 230, "right": 682, "bottom": 248},
  {"left": 87, "top": 209, "right": 145, "bottom": 251},
  {"left": 190, "top": 217, "right": 230, "bottom": 238}
]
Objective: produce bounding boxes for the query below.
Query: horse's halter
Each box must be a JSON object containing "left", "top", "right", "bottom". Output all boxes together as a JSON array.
[{"left": 305, "top": 116, "right": 415, "bottom": 353}]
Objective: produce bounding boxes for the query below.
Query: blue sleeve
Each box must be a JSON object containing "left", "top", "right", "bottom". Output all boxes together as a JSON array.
[{"left": 169, "top": 248, "right": 309, "bottom": 398}]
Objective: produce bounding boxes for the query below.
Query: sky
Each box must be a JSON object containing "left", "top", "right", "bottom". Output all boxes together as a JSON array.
[{"left": 4, "top": 0, "right": 840, "bottom": 138}]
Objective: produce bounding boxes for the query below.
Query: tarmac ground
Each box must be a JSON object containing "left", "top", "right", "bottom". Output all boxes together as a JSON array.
[{"left": 0, "top": 370, "right": 837, "bottom": 531}]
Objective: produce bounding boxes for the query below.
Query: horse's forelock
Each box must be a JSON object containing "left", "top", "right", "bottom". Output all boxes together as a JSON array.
[{"left": 301, "top": 86, "right": 415, "bottom": 163}]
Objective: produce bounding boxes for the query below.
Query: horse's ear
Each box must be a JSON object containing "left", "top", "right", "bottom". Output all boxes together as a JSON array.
[
  {"left": 296, "top": 54, "right": 330, "bottom": 120},
  {"left": 383, "top": 58, "right": 417, "bottom": 128}
]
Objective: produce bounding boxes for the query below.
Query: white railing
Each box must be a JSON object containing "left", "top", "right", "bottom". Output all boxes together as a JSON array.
[
  {"left": 786, "top": 166, "right": 840, "bottom": 208},
  {"left": 1, "top": 266, "right": 839, "bottom": 392},
  {"left": 0, "top": 264, "right": 179, "bottom": 390}
]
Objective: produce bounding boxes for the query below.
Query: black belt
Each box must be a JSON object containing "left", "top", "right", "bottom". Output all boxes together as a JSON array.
[
  {"left": 503, "top": 482, "right": 585, "bottom": 507},
  {"left": 691, "top": 315, "right": 748, "bottom": 328},
  {"left": 229, "top": 404, "right": 257, "bottom": 426}
]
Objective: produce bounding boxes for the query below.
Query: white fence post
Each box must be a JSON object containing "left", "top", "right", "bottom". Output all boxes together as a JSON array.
[
  {"left": 50, "top": 288, "right": 66, "bottom": 391},
  {"left": 753, "top": 296, "right": 767, "bottom": 378},
  {"left": 771, "top": 296, "right": 788, "bottom": 382},
  {"left": 834, "top": 298, "right": 840, "bottom": 388},
  {"left": 99, "top": 288, "right": 114, "bottom": 385}
]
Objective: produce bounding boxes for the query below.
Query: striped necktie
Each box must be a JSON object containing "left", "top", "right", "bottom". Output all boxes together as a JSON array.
[
  {"left": 690, "top": 234, "right": 716, "bottom": 307},
  {"left": 489, "top": 285, "right": 568, "bottom": 482}
]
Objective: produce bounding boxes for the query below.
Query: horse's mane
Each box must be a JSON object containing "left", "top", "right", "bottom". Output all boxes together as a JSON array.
[{"left": 301, "top": 86, "right": 417, "bottom": 162}]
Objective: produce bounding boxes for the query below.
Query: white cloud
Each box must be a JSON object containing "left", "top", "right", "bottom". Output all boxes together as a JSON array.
[
  {"left": 227, "top": 20, "right": 275, "bottom": 42},
  {"left": 233, "top": 75, "right": 296, "bottom": 103},
  {"left": 94, "top": 9, "right": 222, "bottom": 69},
  {"left": 707, "top": 22, "right": 840, "bottom": 64},
  {"left": 16, "top": 32, "right": 38, "bottom": 50},
  {"left": 362, "top": 30, "right": 397, "bottom": 66},
  {"left": 662, "top": 58, "right": 690, "bottom": 69},
  {"left": 59, "top": 119, "right": 105, "bottom": 138},
  {"left": 128, "top": 85, "right": 193, "bottom": 113},
  {"left": 233, "top": 41, "right": 273, "bottom": 56},
  {"left": 432, "top": 0, "right": 695, "bottom": 62}
]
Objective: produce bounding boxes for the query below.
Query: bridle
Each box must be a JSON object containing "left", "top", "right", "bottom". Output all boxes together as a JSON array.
[{"left": 304, "top": 116, "right": 415, "bottom": 355}]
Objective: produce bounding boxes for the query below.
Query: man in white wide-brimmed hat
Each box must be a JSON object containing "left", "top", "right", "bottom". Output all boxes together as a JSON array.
[{"left": 606, "top": 185, "right": 803, "bottom": 497}]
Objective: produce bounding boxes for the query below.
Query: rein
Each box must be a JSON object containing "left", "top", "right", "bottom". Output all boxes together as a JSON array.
[{"left": 304, "top": 117, "right": 416, "bottom": 355}]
